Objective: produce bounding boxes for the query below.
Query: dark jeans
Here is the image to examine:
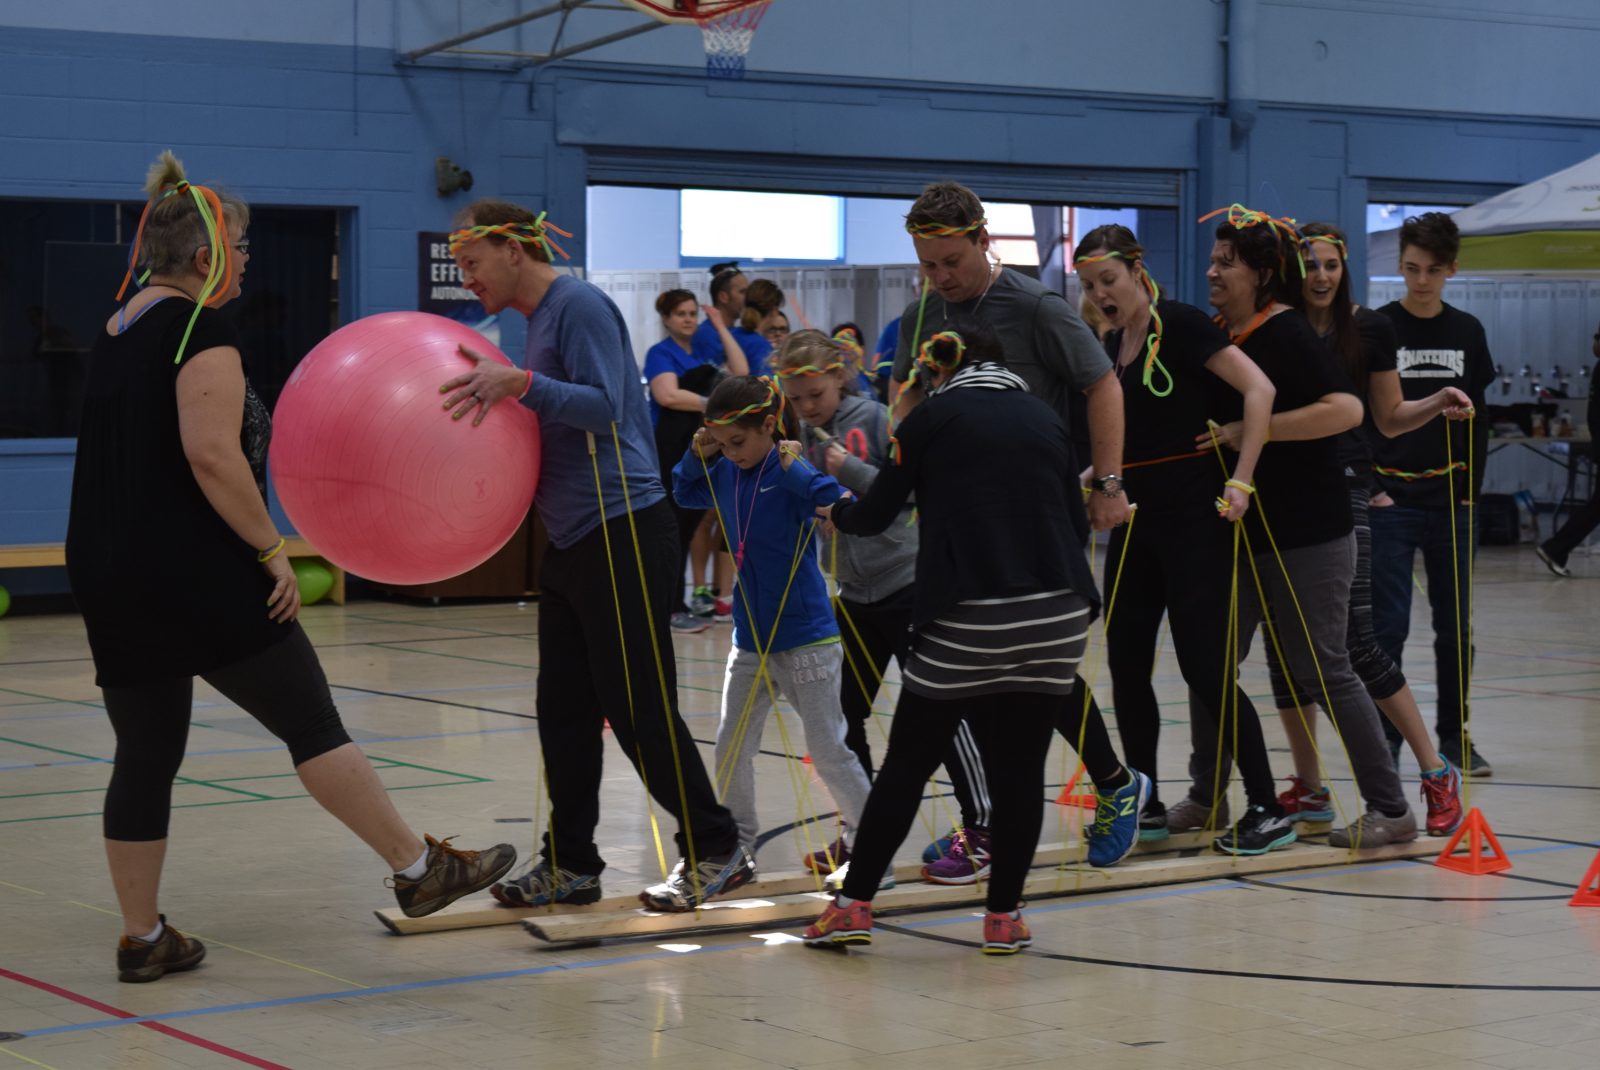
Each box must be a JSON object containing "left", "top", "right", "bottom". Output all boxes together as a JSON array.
[
  {"left": 1369, "top": 499, "right": 1477, "bottom": 746},
  {"left": 843, "top": 689, "right": 1057, "bottom": 914},
  {"left": 835, "top": 585, "right": 915, "bottom": 778},
  {"left": 1545, "top": 417, "right": 1600, "bottom": 559},
  {"left": 536, "top": 500, "right": 739, "bottom": 874}
]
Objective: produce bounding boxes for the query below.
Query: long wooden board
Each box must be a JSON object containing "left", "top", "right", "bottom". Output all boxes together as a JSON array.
[
  {"left": 522, "top": 834, "right": 1432, "bottom": 945},
  {"left": 373, "top": 829, "right": 1227, "bottom": 935}
]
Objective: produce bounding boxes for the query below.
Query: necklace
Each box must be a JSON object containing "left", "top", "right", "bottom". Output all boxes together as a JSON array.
[{"left": 730, "top": 450, "right": 776, "bottom": 574}]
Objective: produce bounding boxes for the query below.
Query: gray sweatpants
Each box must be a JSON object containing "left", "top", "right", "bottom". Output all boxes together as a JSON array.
[
  {"left": 1189, "top": 533, "right": 1410, "bottom": 817},
  {"left": 715, "top": 643, "right": 873, "bottom": 851}
]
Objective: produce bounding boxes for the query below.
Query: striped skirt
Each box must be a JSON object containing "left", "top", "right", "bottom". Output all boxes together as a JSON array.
[{"left": 902, "top": 590, "right": 1090, "bottom": 700}]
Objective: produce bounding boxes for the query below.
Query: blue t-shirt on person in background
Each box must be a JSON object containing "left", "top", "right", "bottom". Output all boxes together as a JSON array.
[
  {"left": 641, "top": 337, "right": 709, "bottom": 427},
  {"left": 691, "top": 317, "right": 774, "bottom": 374},
  {"left": 521, "top": 274, "right": 664, "bottom": 549},
  {"left": 874, "top": 317, "right": 900, "bottom": 388}
]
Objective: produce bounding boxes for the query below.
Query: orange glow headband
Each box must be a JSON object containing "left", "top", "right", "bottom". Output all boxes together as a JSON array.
[
  {"left": 115, "top": 180, "right": 238, "bottom": 364},
  {"left": 706, "top": 376, "right": 785, "bottom": 427},
  {"left": 447, "top": 212, "right": 573, "bottom": 261},
  {"left": 906, "top": 217, "right": 986, "bottom": 239},
  {"left": 775, "top": 361, "right": 846, "bottom": 380},
  {"left": 1199, "top": 203, "right": 1307, "bottom": 279},
  {"left": 1072, "top": 251, "right": 1172, "bottom": 397}
]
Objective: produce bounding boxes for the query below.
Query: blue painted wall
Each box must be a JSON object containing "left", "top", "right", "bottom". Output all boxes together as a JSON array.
[{"left": 4, "top": 1, "right": 1600, "bottom": 594}]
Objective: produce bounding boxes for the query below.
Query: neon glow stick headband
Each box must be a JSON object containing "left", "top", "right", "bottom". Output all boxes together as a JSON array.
[
  {"left": 447, "top": 211, "right": 573, "bottom": 261},
  {"left": 831, "top": 330, "right": 866, "bottom": 359},
  {"left": 905, "top": 217, "right": 986, "bottom": 239},
  {"left": 1301, "top": 233, "right": 1348, "bottom": 259},
  {"left": 1072, "top": 250, "right": 1172, "bottom": 398},
  {"left": 115, "top": 179, "right": 239, "bottom": 364},
  {"left": 775, "top": 360, "right": 846, "bottom": 380},
  {"left": 907, "top": 330, "right": 967, "bottom": 388},
  {"left": 706, "top": 376, "right": 786, "bottom": 427},
  {"left": 1199, "top": 203, "right": 1307, "bottom": 279}
]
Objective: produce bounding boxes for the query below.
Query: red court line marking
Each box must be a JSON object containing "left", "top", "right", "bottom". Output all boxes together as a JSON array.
[{"left": 0, "top": 966, "right": 290, "bottom": 1069}]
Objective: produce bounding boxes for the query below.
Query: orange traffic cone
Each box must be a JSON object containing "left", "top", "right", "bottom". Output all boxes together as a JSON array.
[
  {"left": 1569, "top": 850, "right": 1600, "bottom": 908},
  {"left": 1054, "top": 764, "right": 1097, "bottom": 810},
  {"left": 1434, "top": 807, "right": 1511, "bottom": 875}
]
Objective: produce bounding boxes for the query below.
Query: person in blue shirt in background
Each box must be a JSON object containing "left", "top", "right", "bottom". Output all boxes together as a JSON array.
[
  {"left": 674, "top": 375, "right": 873, "bottom": 874},
  {"left": 829, "top": 323, "right": 880, "bottom": 397},
  {"left": 642, "top": 288, "right": 747, "bottom": 632},
  {"left": 440, "top": 199, "right": 751, "bottom": 913},
  {"left": 872, "top": 315, "right": 901, "bottom": 404}
]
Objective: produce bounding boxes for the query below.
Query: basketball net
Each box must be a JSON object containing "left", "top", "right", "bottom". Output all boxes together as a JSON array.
[{"left": 700, "top": 0, "right": 770, "bottom": 79}]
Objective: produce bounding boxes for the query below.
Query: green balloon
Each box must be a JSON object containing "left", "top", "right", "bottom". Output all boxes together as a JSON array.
[
  {"left": 0, "top": 585, "right": 9, "bottom": 618},
  {"left": 292, "top": 559, "right": 334, "bottom": 607}
]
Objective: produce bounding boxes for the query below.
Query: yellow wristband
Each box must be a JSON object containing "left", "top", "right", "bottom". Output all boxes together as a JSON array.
[
  {"left": 258, "top": 536, "right": 287, "bottom": 563},
  {"left": 1224, "top": 479, "right": 1255, "bottom": 495}
]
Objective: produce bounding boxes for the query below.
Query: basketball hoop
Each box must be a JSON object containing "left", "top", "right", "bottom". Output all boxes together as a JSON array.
[{"left": 620, "top": 0, "right": 774, "bottom": 79}]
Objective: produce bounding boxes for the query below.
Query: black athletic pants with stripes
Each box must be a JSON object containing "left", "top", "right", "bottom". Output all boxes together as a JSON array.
[
  {"left": 535, "top": 500, "right": 740, "bottom": 875},
  {"left": 842, "top": 689, "right": 1059, "bottom": 914}
]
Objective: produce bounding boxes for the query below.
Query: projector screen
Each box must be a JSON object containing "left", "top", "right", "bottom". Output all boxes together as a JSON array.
[{"left": 680, "top": 189, "right": 844, "bottom": 262}]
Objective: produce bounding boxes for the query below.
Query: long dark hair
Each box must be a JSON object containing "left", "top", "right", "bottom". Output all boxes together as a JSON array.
[{"left": 1295, "top": 222, "right": 1364, "bottom": 389}]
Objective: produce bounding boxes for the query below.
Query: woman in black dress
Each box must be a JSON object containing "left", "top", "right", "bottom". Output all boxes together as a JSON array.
[{"left": 67, "top": 151, "right": 514, "bottom": 983}]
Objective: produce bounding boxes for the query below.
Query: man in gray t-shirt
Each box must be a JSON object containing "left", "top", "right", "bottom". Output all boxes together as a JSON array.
[{"left": 892, "top": 183, "right": 1128, "bottom": 531}]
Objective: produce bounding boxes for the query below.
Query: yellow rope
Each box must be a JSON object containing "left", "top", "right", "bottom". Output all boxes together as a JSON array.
[{"left": 1446, "top": 415, "right": 1475, "bottom": 809}]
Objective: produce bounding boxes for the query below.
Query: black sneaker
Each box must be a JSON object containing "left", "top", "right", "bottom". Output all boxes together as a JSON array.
[
  {"left": 117, "top": 916, "right": 206, "bottom": 983},
  {"left": 491, "top": 860, "right": 602, "bottom": 907},
  {"left": 1536, "top": 543, "right": 1572, "bottom": 578},
  {"left": 1138, "top": 798, "right": 1169, "bottom": 843},
  {"left": 1213, "top": 805, "right": 1297, "bottom": 856},
  {"left": 390, "top": 834, "right": 518, "bottom": 918},
  {"left": 1440, "top": 735, "right": 1492, "bottom": 778},
  {"left": 639, "top": 845, "right": 756, "bottom": 912}
]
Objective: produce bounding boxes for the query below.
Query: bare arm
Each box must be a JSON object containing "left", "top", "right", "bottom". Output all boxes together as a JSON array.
[
  {"left": 707, "top": 306, "right": 749, "bottom": 377},
  {"left": 1267, "top": 392, "right": 1362, "bottom": 441},
  {"left": 1082, "top": 368, "right": 1129, "bottom": 529},
  {"left": 177, "top": 348, "right": 298, "bottom": 621},
  {"left": 1368, "top": 370, "right": 1473, "bottom": 438},
  {"left": 649, "top": 371, "right": 708, "bottom": 414}
]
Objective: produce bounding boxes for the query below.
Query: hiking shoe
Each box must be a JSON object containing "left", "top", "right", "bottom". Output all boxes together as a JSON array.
[
  {"left": 803, "top": 838, "right": 850, "bottom": 874},
  {"left": 117, "top": 916, "right": 205, "bottom": 984},
  {"left": 391, "top": 835, "right": 517, "bottom": 918},
  {"left": 639, "top": 845, "right": 756, "bottom": 912},
  {"left": 921, "top": 827, "right": 960, "bottom": 863},
  {"left": 1537, "top": 543, "right": 1572, "bottom": 577},
  {"left": 1213, "top": 805, "right": 1298, "bottom": 856},
  {"left": 1440, "top": 735, "right": 1492, "bottom": 778},
  {"left": 1421, "top": 761, "right": 1464, "bottom": 837},
  {"left": 1277, "top": 775, "right": 1334, "bottom": 823},
  {"left": 1138, "top": 798, "right": 1170, "bottom": 843},
  {"left": 490, "top": 860, "right": 602, "bottom": 907},
  {"left": 713, "top": 597, "right": 734, "bottom": 623},
  {"left": 981, "top": 911, "right": 1032, "bottom": 955},
  {"left": 1087, "top": 769, "right": 1150, "bottom": 868},
  {"left": 670, "top": 611, "right": 710, "bottom": 634},
  {"left": 688, "top": 586, "right": 717, "bottom": 617},
  {"left": 922, "top": 827, "right": 991, "bottom": 885},
  {"left": 802, "top": 897, "right": 873, "bottom": 947},
  {"left": 1166, "top": 794, "right": 1229, "bottom": 833},
  {"left": 1329, "top": 808, "right": 1418, "bottom": 848},
  {"left": 823, "top": 860, "right": 896, "bottom": 892}
]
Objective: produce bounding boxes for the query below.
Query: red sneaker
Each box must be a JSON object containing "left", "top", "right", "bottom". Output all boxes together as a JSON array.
[
  {"left": 1421, "top": 761, "right": 1464, "bottom": 837},
  {"left": 802, "top": 898, "right": 873, "bottom": 947},
  {"left": 981, "top": 911, "right": 1031, "bottom": 955},
  {"left": 1276, "top": 775, "right": 1334, "bottom": 822}
]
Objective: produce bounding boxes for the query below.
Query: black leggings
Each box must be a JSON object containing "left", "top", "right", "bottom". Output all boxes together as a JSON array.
[
  {"left": 843, "top": 689, "right": 1057, "bottom": 913},
  {"left": 101, "top": 625, "right": 352, "bottom": 841},
  {"left": 835, "top": 585, "right": 915, "bottom": 779}
]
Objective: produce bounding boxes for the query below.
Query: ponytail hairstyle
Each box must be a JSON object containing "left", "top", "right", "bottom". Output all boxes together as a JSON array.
[
  {"left": 908, "top": 316, "right": 1003, "bottom": 388},
  {"left": 774, "top": 329, "right": 858, "bottom": 394},
  {"left": 1072, "top": 223, "right": 1172, "bottom": 396},
  {"left": 1296, "top": 222, "right": 1364, "bottom": 389},
  {"left": 738, "top": 278, "right": 784, "bottom": 333},
  {"left": 117, "top": 150, "right": 250, "bottom": 363},
  {"left": 704, "top": 374, "right": 795, "bottom": 440}
]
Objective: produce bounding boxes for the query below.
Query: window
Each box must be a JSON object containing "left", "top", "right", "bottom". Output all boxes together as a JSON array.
[
  {"left": 0, "top": 200, "right": 339, "bottom": 438},
  {"left": 679, "top": 189, "right": 843, "bottom": 264}
]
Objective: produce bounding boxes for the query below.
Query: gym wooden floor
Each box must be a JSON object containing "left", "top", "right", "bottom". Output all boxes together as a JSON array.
[{"left": 2, "top": 545, "right": 1598, "bottom": 1069}]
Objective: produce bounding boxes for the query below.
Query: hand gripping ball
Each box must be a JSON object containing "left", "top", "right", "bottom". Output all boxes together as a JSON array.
[{"left": 269, "top": 312, "right": 540, "bottom": 585}]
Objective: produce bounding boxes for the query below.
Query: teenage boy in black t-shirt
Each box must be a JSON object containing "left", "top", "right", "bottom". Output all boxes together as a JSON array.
[{"left": 1372, "top": 213, "right": 1495, "bottom": 776}]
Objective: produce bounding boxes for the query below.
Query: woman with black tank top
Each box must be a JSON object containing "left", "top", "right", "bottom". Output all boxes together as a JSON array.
[
  {"left": 67, "top": 151, "right": 513, "bottom": 983},
  {"left": 1262, "top": 223, "right": 1467, "bottom": 837},
  {"left": 1071, "top": 224, "right": 1279, "bottom": 845},
  {"left": 1178, "top": 207, "right": 1416, "bottom": 852}
]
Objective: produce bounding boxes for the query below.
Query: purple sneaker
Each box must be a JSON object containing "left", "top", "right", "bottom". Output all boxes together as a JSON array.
[{"left": 921, "top": 827, "right": 991, "bottom": 885}]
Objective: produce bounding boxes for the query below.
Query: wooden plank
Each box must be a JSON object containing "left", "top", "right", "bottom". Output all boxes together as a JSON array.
[
  {"left": 0, "top": 544, "right": 67, "bottom": 568},
  {"left": 522, "top": 835, "right": 1436, "bottom": 945},
  {"left": 372, "top": 830, "right": 1225, "bottom": 935}
]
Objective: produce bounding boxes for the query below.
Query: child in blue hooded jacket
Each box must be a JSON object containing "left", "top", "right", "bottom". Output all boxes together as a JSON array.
[{"left": 673, "top": 376, "right": 872, "bottom": 869}]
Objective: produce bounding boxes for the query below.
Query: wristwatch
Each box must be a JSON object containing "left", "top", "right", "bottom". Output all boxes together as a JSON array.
[{"left": 1092, "top": 474, "right": 1124, "bottom": 498}]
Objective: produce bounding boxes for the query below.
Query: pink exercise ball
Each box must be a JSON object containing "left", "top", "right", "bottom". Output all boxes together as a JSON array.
[{"left": 269, "top": 312, "right": 540, "bottom": 586}]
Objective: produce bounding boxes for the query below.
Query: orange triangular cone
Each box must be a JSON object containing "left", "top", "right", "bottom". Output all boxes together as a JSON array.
[
  {"left": 1569, "top": 851, "right": 1600, "bottom": 908},
  {"left": 1054, "top": 764, "right": 1097, "bottom": 810},
  {"left": 1434, "top": 807, "right": 1512, "bottom": 875}
]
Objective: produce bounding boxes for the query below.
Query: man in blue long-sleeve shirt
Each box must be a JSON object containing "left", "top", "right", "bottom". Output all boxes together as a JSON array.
[{"left": 440, "top": 200, "right": 753, "bottom": 912}]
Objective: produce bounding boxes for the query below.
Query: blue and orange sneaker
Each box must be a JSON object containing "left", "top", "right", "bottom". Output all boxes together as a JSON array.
[
  {"left": 981, "top": 911, "right": 1031, "bottom": 955},
  {"left": 1087, "top": 769, "right": 1150, "bottom": 868},
  {"left": 803, "top": 897, "right": 874, "bottom": 947}
]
